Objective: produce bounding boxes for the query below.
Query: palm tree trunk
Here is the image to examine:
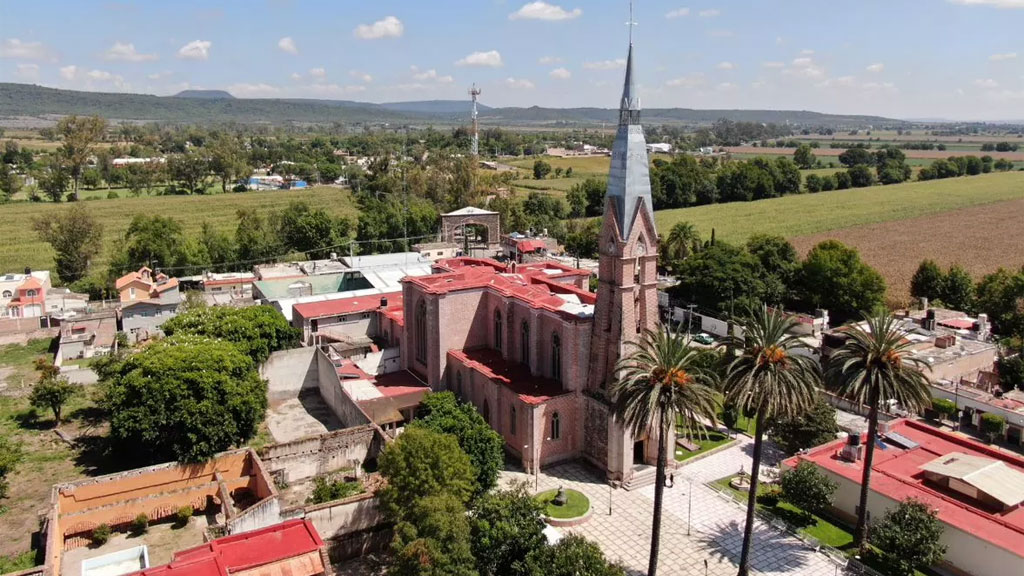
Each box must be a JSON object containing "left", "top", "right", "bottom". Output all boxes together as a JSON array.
[
  {"left": 855, "top": 388, "right": 880, "bottom": 552},
  {"left": 737, "top": 411, "right": 765, "bottom": 576},
  {"left": 648, "top": 414, "right": 669, "bottom": 576}
]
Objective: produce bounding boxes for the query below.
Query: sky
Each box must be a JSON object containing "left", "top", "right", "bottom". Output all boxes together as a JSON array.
[{"left": 0, "top": 0, "right": 1022, "bottom": 121}]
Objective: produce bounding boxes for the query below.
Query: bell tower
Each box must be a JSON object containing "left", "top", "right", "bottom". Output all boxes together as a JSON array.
[{"left": 583, "top": 31, "right": 661, "bottom": 481}]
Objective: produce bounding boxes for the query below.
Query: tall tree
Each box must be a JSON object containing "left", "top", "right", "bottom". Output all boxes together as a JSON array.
[
  {"left": 723, "top": 306, "right": 821, "bottom": 576},
  {"left": 378, "top": 427, "right": 477, "bottom": 521},
  {"left": 940, "top": 264, "right": 974, "bottom": 312},
  {"left": 57, "top": 115, "right": 108, "bottom": 201},
  {"left": 208, "top": 135, "right": 249, "bottom": 193},
  {"left": 168, "top": 150, "right": 211, "bottom": 194},
  {"left": 0, "top": 163, "right": 21, "bottom": 201},
  {"left": 909, "top": 259, "right": 945, "bottom": 303},
  {"left": 825, "top": 312, "right": 932, "bottom": 551},
  {"left": 869, "top": 499, "right": 947, "bottom": 576},
  {"left": 660, "top": 221, "right": 702, "bottom": 273},
  {"left": 29, "top": 376, "right": 77, "bottom": 425},
  {"left": 120, "top": 214, "right": 190, "bottom": 271},
  {"left": 38, "top": 157, "right": 71, "bottom": 202},
  {"left": 611, "top": 328, "right": 720, "bottom": 576},
  {"left": 793, "top": 144, "right": 816, "bottom": 169},
  {"left": 797, "top": 240, "right": 885, "bottom": 324},
  {"left": 470, "top": 483, "right": 546, "bottom": 576},
  {"left": 32, "top": 203, "right": 104, "bottom": 283}
]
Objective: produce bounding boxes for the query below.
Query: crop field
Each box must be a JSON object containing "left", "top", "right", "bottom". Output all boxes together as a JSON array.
[
  {"left": 0, "top": 186, "right": 359, "bottom": 275},
  {"left": 790, "top": 197, "right": 1024, "bottom": 304},
  {"left": 725, "top": 146, "right": 1024, "bottom": 162}
]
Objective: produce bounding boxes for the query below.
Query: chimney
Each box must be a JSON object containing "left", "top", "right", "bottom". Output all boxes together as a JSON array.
[
  {"left": 330, "top": 252, "right": 338, "bottom": 261},
  {"left": 380, "top": 296, "right": 388, "bottom": 309},
  {"left": 924, "top": 309, "right": 937, "bottom": 331},
  {"left": 920, "top": 297, "right": 928, "bottom": 311},
  {"left": 24, "top": 267, "right": 31, "bottom": 275}
]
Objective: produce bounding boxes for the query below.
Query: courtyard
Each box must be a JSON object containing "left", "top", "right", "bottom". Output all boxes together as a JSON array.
[{"left": 499, "top": 436, "right": 843, "bottom": 576}]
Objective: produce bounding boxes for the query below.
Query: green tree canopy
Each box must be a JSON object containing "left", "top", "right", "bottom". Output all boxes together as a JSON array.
[
  {"left": 30, "top": 375, "right": 77, "bottom": 425},
  {"left": 532, "top": 159, "right": 551, "bottom": 180},
  {"left": 909, "top": 259, "right": 945, "bottom": 302},
  {"left": 411, "top": 392, "right": 504, "bottom": 496},
  {"left": 939, "top": 264, "right": 974, "bottom": 312},
  {"left": 104, "top": 336, "right": 268, "bottom": 463},
  {"left": 869, "top": 499, "right": 947, "bottom": 576},
  {"left": 670, "top": 242, "right": 765, "bottom": 316},
  {"left": 796, "top": 240, "right": 885, "bottom": 323},
  {"left": 470, "top": 483, "right": 546, "bottom": 576},
  {"left": 566, "top": 177, "right": 606, "bottom": 218},
  {"left": 767, "top": 396, "right": 839, "bottom": 455},
  {"left": 793, "top": 144, "right": 816, "bottom": 169},
  {"left": 390, "top": 494, "right": 478, "bottom": 576},
  {"left": 525, "top": 534, "right": 625, "bottom": 576},
  {"left": 660, "top": 221, "right": 702, "bottom": 273},
  {"left": 745, "top": 234, "right": 799, "bottom": 306},
  {"left": 975, "top": 267, "right": 1024, "bottom": 339},
  {"left": 0, "top": 434, "right": 23, "bottom": 499},
  {"left": 379, "top": 427, "right": 477, "bottom": 521},
  {"left": 161, "top": 305, "right": 299, "bottom": 365},
  {"left": 779, "top": 461, "right": 837, "bottom": 517},
  {"left": 32, "top": 203, "right": 104, "bottom": 284}
]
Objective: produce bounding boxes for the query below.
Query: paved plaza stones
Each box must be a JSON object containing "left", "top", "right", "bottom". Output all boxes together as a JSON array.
[{"left": 499, "top": 435, "right": 843, "bottom": 576}]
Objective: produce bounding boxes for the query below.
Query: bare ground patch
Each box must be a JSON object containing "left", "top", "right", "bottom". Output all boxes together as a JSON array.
[{"left": 790, "top": 197, "right": 1024, "bottom": 306}]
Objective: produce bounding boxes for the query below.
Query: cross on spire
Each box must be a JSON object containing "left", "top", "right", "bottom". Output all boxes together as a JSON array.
[{"left": 626, "top": 0, "right": 638, "bottom": 44}]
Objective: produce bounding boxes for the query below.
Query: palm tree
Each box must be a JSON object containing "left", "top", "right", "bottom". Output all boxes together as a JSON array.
[
  {"left": 723, "top": 306, "right": 822, "bottom": 576},
  {"left": 825, "top": 311, "right": 931, "bottom": 552},
  {"left": 661, "top": 221, "right": 701, "bottom": 273},
  {"left": 612, "top": 327, "right": 720, "bottom": 576}
]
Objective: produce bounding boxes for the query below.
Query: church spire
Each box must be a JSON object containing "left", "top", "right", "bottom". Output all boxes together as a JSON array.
[{"left": 604, "top": 4, "right": 654, "bottom": 241}]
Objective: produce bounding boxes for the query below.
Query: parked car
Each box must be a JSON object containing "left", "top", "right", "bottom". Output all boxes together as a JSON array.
[{"left": 693, "top": 332, "right": 715, "bottom": 345}]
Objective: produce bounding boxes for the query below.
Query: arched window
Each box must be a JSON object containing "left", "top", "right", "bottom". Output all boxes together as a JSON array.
[
  {"left": 510, "top": 405, "right": 517, "bottom": 436},
  {"left": 551, "top": 412, "right": 561, "bottom": 441},
  {"left": 415, "top": 300, "right": 427, "bottom": 363},
  {"left": 551, "top": 333, "right": 561, "bottom": 382},
  {"left": 26, "top": 289, "right": 37, "bottom": 297},
  {"left": 520, "top": 320, "right": 530, "bottom": 365},
  {"left": 1, "top": 290, "right": 11, "bottom": 298},
  {"left": 456, "top": 371, "right": 463, "bottom": 397},
  {"left": 494, "top": 309, "right": 503, "bottom": 351},
  {"left": 483, "top": 400, "right": 491, "bottom": 425}
]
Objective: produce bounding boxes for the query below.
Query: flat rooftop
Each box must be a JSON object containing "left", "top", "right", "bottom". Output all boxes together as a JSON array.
[
  {"left": 788, "top": 419, "right": 1024, "bottom": 557},
  {"left": 449, "top": 348, "right": 567, "bottom": 405}
]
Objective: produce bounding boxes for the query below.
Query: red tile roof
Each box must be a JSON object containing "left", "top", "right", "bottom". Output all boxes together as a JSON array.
[
  {"left": 127, "top": 520, "right": 324, "bottom": 576},
  {"left": 293, "top": 292, "right": 402, "bottom": 321},
  {"left": 18, "top": 276, "right": 43, "bottom": 290},
  {"left": 786, "top": 419, "right": 1024, "bottom": 557},
  {"left": 449, "top": 348, "right": 567, "bottom": 405},
  {"left": 938, "top": 318, "right": 975, "bottom": 330},
  {"left": 516, "top": 239, "right": 547, "bottom": 252}
]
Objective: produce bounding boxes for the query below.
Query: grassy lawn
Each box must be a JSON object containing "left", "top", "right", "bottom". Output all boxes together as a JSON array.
[
  {"left": 536, "top": 488, "right": 590, "bottom": 518},
  {"left": 730, "top": 414, "right": 757, "bottom": 436},
  {"left": 0, "top": 338, "right": 54, "bottom": 391},
  {"left": 654, "top": 171, "right": 1024, "bottom": 244},
  {"left": 0, "top": 186, "right": 358, "bottom": 275},
  {"left": 675, "top": 425, "right": 734, "bottom": 462}
]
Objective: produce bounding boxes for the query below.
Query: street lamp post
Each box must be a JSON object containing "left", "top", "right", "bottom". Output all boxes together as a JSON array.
[{"left": 687, "top": 303, "right": 696, "bottom": 335}]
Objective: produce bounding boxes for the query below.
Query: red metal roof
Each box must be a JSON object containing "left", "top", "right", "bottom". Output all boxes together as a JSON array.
[
  {"left": 293, "top": 291, "right": 402, "bottom": 321},
  {"left": 938, "top": 318, "right": 975, "bottom": 330},
  {"left": 516, "top": 239, "right": 547, "bottom": 252},
  {"left": 449, "top": 348, "right": 567, "bottom": 405},
  {"left": 127, "top": 520, "right": 324, "bottom": 576},
  {"left": 786, "top": 419, "right": 1024, "bottom": 557}
]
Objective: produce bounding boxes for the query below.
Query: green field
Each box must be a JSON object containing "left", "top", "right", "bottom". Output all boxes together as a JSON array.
[
  {"left": 0, "top": 186, "right": 358, "bottom": 276},
  {"left": 653, "top": 171, "right": 1024, "bottom": 244}
]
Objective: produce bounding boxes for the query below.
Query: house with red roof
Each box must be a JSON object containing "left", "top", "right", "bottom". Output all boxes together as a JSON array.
[
  {"left": 115, "top": 267, "right": 182, "bottom": 342},
  {"left": 785, "top": 418, "right": 1024, "bottom": 576},
  {"left": 1, "top": 270, "right": 50, "bottom": 318}
]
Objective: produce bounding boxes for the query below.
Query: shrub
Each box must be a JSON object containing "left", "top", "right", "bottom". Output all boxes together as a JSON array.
[
  {"left": 176, "top": 505, "right": 193, "bottom": 525},
  {"left": 92, "top": 524, "right": 111, "bottom": 545},
  {"left": 756, "top": 485, "right": 781, "bottom": 507},
  {"left": 930, "top": 397, "right": 957, "bottom": 419},
  {"left": 870, "top": 498, "right": 946, "bottom": 576},
  {"left": 307, "top": 476, "right": 363, "bottom": 504},
  {"left": 780, "top": 461, "right": 837, "bottom": 517},
  {"left": 232, "top": 184, "right": 248, "bottom": 192},
  {"left": 107, "top": 191, "right": 119, "bottom": 200},
  {"left": 980, "top": 413, "right": 1006, "bottom": 443},
  {"left": 132, "top": 513, "right": 149, "bottom": 534}
]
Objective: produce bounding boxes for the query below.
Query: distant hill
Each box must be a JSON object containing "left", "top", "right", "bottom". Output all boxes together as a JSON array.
[
  {"left": 0, "top": 83, "right": 904, "bottom": 128},
  {"left": 174, "top": 89, "right": 235, "bottom": 100}
]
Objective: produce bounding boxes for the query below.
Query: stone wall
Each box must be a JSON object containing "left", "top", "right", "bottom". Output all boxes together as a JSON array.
[
  {"left": 260, "top": 425, "right": 379, "bottom": 484},
  {"left": 316, "top": 350, "right": 371, "bottom": 427},
  {"left": 262, "top": 347, "right": 318, "bottom": 402},
  {"left": 582, "top": 396, "right": 610, "bottom": 470}
]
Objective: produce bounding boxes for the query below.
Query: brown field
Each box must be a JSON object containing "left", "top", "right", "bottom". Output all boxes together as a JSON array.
[
  {"left": 790, "top": 197, "right": 1024, "bottom": 306},
  {"left": 725, "top": 146, "right": 1024, "bottom": 162}
]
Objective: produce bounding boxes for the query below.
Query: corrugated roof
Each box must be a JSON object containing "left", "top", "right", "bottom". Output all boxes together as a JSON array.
[{"left": 921, "top": 452, "right": 1024, "bottom": 507}]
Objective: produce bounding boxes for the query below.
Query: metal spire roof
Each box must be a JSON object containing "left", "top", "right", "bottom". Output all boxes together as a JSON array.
[{"left": 605, "top": 37, "right": 654, "bottom": 240}]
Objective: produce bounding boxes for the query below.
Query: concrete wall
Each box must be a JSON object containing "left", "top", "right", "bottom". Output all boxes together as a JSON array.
[
  {"left": 821, "top": 466, "right": 1022, "bottom": 576},
  {"left": 225, "top": 496, "right": 281, "bottom": 536},
  {"left": 354, "top": 347, "right": 401, "bottom": 377},
  {"left": 260, "top": 425, "right": 378, "bottom": 484},
  {"left": 300, "top": 494, "right": 382, "bottom": 540},
  {"left": 316, "top": 350, "right": 371, "bottom": 427},
  {"left": 262, "top": 347, "right": 319, "bottom": 402}
]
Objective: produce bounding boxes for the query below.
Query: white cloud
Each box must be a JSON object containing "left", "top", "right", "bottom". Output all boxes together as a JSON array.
[
  {"left": 583, "top": 58, "right": 626, "bottom": 70},
  {"left": 290, "top": 72, "right": 302, "bottom": 81},
  {"left": 177, "top": 40, "right": 211, "bottom": 60},
  {"left": 989, "top": 52, "right": 1018, "bottom": 61},
  {"left": 539, "top": 56, "right": 562, "bottom": 64},
  {"left": 59, "top": 65, "right": 77, "bottom": 80},
  {"left": 277, "top": 37, "right": 298, "bottom": 55},
  {"left": 505, "top": 77, "right": 535, "bottom": 89},
  {"left": 762, "top": 61, "right": 785, "bottom": 68},
  {"left": 665, "top": 7, "right": 690, "bottom": 18},
  {"left": 309, "top": 67, "right": 326, "bottom": 79},
  {"left": 350, "top": 70, "right": 373, "bottom": 83},
  {"left": 456, "top": 50, "right": 503, "bottom": 67},
  {"left": 816, "top": 75, "right": 857, "bottom": 88},
  {"left": 147, "top": 71, "right": 172, "bottom": 80},
  {"left": 15, "top": 63, "right": 39, "bottom": 81},
  {"left": 549, "top": 67, "right": 571, "bottom": 79},
  {"left": 353, "top": 16, "right": 404, "bottom": 40},
  {"left": 85, "top": 68, "right": 128, "bottom": 89},
  {"left": 509, "top": 2, "right": 582, "bottom": 21},
  {"left": 716, "top": 82, "right": 737, "bottom": 90},
  {"left": 305, "top": 83, "right": 367, "bottom": 97},
  {"left": 0, "top": 38, "right": 55, "bottom": 61},
  {"left": 103, "top": 41, "right": 157, "bottom": 62},
  {"left": 800, "top": 49, "right": 815, "bottom": 55},
  {"left": 227, "top": 83, "right": 281, "bottom": 97},
  {"left": 948, "top": 0, "right": 1024, "bottom": 7},
  {"left": 411, "top": 67, "right": 454, "bottom": 83},
  {"left": 783, "top": 57, "right": 826, "bottom": 79},
  {"left": 974, "top": 78, "right": 1000, "bottom": 88},
  {"left": 861, "top": 81, "right": 897, "bottom": 91},
  {"left": 717, "top": 61, "right": 734, "bottom": 70},
  {"left": 866, "top": 63, "right": 885, "bottom": 73},
  {"left": 666, "top": 73, "right": 706, "bottom": 87},
  {"left": 698, "top": 9, "right": 720, "bottom": 17}
]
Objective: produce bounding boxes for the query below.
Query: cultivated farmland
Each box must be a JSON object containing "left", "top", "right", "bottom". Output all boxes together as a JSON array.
[
  {"left": 0, "top": 186, "right": 359, "bottom": 275},
  {"left": 790, "top": 197, "right": 1024, "bottom": 305},
  {"left": 724, "top": 145, "right": 1024, "bottom": 162}
]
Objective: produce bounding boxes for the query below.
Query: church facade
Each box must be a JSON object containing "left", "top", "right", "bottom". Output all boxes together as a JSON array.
[{"left": 398, "top": 39, "right": 663, "bottom": 483}]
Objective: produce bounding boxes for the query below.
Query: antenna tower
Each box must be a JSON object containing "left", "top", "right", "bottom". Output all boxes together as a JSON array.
[{"left": 469, "top": 83, "right": 482, "bottom": 156}]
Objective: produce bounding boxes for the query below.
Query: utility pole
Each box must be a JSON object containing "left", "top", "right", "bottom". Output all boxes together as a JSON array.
[{"left": 469, "top": 84, "right": 482, "bottom": 157}]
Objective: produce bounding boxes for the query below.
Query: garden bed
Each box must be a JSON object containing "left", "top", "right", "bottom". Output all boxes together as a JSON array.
[{"left": 535, "top": 489, "right": 591, "bottom": 527}]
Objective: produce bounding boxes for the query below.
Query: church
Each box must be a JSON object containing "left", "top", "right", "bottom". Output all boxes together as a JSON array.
[{"left": 397, "top": 37, "right": 666, "bottom": 484}]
